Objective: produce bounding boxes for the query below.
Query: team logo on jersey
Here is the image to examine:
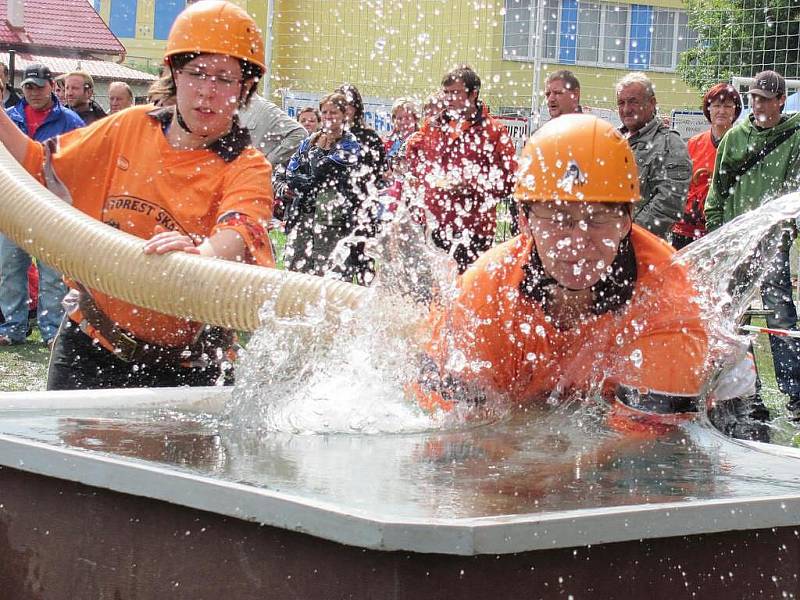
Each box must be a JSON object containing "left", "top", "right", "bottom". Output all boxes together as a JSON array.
[
  {"left": 117, "top": 156, "right": 129, "bottom": 171},
  {"left": 556, "top": 160, "right": 587, "bottom": 194}
]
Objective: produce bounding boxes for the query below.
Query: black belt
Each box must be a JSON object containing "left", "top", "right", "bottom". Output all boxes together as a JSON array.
[
  {"left": 614, "top": 383, "right": 699, "bottom": 415},
  {"left": 76, "top": 285, "right": 227, "bottom": 365}
]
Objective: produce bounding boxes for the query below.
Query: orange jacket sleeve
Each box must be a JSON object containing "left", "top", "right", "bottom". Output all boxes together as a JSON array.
[{"left": 213, "top": 148, "right": 275, "bottom": 267}]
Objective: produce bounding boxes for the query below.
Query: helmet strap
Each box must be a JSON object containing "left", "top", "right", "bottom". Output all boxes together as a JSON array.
[
  {"left": 520, "top": 232, "right": 636, "bottom": 318},
  {"left": 166, "top": 60, "right": 196, "bottom": 136},
  {"left": 174, "top": 105, "right": 197, "bottom": 136}
]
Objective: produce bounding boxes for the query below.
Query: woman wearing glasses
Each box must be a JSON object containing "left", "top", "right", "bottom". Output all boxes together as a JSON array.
[
  {"left": 0, "top": 0, "right": 274, "bottom": 389},
  {"left": 413, "top": 114, "right": 767, "bottom": 440}
]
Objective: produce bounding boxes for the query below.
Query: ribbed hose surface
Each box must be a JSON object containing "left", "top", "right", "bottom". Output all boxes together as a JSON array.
[{"left": 0, "top": 142, "right": 367, "bottom": 331}]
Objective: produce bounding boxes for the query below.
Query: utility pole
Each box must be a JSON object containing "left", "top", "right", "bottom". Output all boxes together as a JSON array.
[
  {"left": 529, "top": 0, "right": 546, "bottom": 132},
  {"left": 264, "top": 0, "right": 275, "bottom": 97}
]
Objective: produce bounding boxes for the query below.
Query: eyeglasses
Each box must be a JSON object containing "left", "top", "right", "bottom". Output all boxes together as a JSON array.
[
  {"left": 177, "top": 69, "right": 242, "bottom": 90},
  {"left": 524, "top": 203, "right": 630, "bottom": 230}
]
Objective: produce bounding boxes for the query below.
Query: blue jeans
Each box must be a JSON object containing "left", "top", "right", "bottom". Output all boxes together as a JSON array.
[
  {"left": 0, "top": 235, "right": 66, "bottom": 342},
  {"left": 761, "top": 228, "right": 800, "bottom": 399}
]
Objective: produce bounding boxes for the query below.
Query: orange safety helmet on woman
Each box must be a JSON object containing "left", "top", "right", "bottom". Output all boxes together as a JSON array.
[
  {"left": 164, "top": 0, "right": 266, "bottom": 73},
  {"left": 514, "top": 114, "right": 640, "bottom": 204}
]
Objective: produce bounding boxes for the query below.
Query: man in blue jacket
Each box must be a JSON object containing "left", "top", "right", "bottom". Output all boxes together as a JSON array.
[{"left": 0, "top": 63, "right": 83, "bottom": 347}]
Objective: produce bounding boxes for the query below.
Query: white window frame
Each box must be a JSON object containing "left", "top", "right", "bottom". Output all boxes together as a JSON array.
[
  {"left": 574, "top": 1, "right": 601, "bottom": 65},
  {"left": 543, "top": 0, "right": 560, "bottom": 60},
  {"left": 647, "top": 8, "right": 680, "bottom": 73},
  {"left": 598, "top": 3, "right": 629, "bottom": 69},
  {"left": 502, "top": 0, "right": 694, "bottom": 72},
  {"left": 502, "top": 0, "right": 535, "bottom": 61}
]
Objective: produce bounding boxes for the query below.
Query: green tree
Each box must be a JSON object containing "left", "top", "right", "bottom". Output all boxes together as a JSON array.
[{"left": 678, "top": 0, "right": 800, "bottom": 92}]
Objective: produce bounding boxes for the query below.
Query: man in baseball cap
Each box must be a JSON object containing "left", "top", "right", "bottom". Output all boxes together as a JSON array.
[
  {"left": 20, "top": 63, "right": 53, "bottom": 88},
  {"left": 706, "top": 68, "right": 800, "bottom": 423},
  {"left": 0, "top": 62, "right": 83, "bottom": 348},
  {"left": 748, "top": 69, "right": 786, "bottom": 100}
]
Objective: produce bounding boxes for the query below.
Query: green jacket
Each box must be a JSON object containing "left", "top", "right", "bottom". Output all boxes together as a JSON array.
[
  {"left": 622, "top": 117, "right": 692, "bottom": 239},
  {"left": 705, "top": 112, "right": 800, "bottom": 230}
]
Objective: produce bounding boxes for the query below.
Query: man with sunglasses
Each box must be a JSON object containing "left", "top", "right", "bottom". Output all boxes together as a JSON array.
[{"left": 413, "top": 114, "right": 766, "bottom": 440}]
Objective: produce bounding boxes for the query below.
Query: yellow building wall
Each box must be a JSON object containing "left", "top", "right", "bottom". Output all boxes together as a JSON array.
[
  {"left": 270, "top": 0, "right": 701, "bottom": 113},
  {"left": 95, "top": 0, "right": 701, "bottom": 112},
  {"left": 95, "top": 0, "right": 268, "bottom": 74}
]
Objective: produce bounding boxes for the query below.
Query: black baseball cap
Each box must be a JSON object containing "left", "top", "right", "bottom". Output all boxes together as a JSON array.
[
  {"left": 21, "top": 63, "right": 53, "bottom": 87},
  {"left": 749, "top": 70, "right": 786, "bottom": 99}
]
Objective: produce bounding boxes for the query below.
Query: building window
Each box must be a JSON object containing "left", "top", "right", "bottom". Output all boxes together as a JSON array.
[
  {"left": 502, "top": 0, "right": 695, "bottom": 71},
  {"left": 602, "top": 4, "right": 627, "bottom": 66},
  {"left": 502, "top": 0, "right": 559, "bottom": 60},
  {"left": 676, "top": 12, "right": 698, "bottom": 56},
  {"left": 576, "top": 3, "right": 600, "bottom": 63},
  {"left": 543, "top": 0, "right": 559, "bottom": 59},
  {"left": 503, "top": 0, "right": 532, "bottom": 60},
  {"left": 650, "top": 9, "right": 676, "bottom": 69},
  {"left": 109, "top": 0, "right": 136, "bottom": 38},
  {"left": 154, "top": 0, "right": 187, "bottom": 40}
]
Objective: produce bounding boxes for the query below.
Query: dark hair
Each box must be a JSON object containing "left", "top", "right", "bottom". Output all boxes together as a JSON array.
[
  {"left": 335, "top": 83, "right": 364, "bottom": 125},
  {"left": 297, "top": 106, "right": 320, "bottom": 121},
  {"left": 441, "top": 65, "right": 481, "bottom": 96},
  {"left": 319, "top": 92, "right": 349, "bottom": 114},
  {"left": 546, "top": 69, "right": 581, "bottom": 91},
  {"left": 702, "top": 83, "right": 743, "bottom": 122}
]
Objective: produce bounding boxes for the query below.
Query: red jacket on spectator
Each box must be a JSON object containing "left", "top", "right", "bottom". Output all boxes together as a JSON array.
[
  {"left": 672, "top": 129, "right": 717, "bottom": 240},
  {"left": 405, "top": 104, "right": 517, "bottom": 240}
]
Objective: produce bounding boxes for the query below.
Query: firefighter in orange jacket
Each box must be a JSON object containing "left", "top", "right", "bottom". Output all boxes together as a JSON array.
[
  {"left": 0, "top": 1, "right": 274, "bottom": 389},
  {"left": 414, "top": 114, "right": 720, "bottom": 433}
]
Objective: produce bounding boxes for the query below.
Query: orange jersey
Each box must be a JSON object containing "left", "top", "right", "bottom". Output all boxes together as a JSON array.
[
  {"left": 22, "top": 105, "right": 274, "bottom": 347},
  {"left": 425, "top": 225, "right": 708, "bottom": 407}
]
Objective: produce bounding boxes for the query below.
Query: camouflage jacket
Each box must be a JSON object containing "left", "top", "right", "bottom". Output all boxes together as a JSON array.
[{"left": 622, "top": 117, "right": 691, "bottom": 239}]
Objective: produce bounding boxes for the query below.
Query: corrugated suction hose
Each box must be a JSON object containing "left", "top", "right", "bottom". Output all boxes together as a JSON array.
[{"left": 0, "top": 142, "right": 367, "bottom": 331}]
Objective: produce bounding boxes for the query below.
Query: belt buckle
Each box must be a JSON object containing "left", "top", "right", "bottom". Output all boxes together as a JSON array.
[{"left": 114, "top": 332, "right": 139, "bottom": 362}]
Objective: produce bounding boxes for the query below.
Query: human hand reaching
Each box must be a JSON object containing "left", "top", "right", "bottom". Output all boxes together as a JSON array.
[{"left": 142, "top": 225, "right": 202, "bottom": 255}]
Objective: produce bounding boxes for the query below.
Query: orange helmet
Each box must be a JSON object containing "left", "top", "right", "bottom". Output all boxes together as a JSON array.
[
  {"left": 164, "top": 0, "right": 266, "bottom": 72},
  {"left": 514, "top": 114, "right": 640, "bottom": 204}
]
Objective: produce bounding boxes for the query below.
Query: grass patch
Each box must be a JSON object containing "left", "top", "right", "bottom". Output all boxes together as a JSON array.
[
  {"left": 749, "top": 318, "right": 800, "bottom": 446},
  {"left": 0, "top": 328, "right": 49, "bottom": 391},
  {"left": 270, "top": 229, "right": 286, "bottom": 270}
]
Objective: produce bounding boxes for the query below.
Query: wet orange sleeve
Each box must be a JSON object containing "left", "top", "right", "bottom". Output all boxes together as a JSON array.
[
  {"left": 212, "top": 148, "right": 275, "bottom": 267},
  {"left": 425, "top": 261, "right": 525, "bottom": 399},
  {"left": 22, "top": 114, "right": 124, "bottom": 218},
  {"left": 21, "top": 138, "right": 43, "bottom": 180},
  {"left": 610, "top": 268, "right": 708, "bottom": 397}
]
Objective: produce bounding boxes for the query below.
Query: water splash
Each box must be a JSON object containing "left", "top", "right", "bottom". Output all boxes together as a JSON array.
[
  {"left": 227, "top": 206, "right": 502, "bottom": 435},
  {"left": 229, "top": 191, "right": 800, "bottom": 443}
]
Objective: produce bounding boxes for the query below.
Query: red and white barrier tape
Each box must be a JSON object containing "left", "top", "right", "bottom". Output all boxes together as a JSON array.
[{"left": 740, "top": 324, "right": 800, "bottom": 339}]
